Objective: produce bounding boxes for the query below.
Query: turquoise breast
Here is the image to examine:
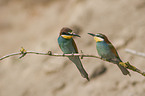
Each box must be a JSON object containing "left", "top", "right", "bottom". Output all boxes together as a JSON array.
[
  {"left": 96, "top": 41, "right": 115, "bottom": 59},
  {"left": 58, "top": 36, "right": 76, "bottom": 54}
]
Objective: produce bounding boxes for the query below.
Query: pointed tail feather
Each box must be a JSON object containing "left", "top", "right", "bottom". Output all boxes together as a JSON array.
[
  {"left": 68, "top": 57, "right": 89, "bottom": 81},
  {"left": 117, "top": 63, "right": 130, "bottom": 76},
  {"left": 110, "top": 58, "right": 130, "bottom": 76}
]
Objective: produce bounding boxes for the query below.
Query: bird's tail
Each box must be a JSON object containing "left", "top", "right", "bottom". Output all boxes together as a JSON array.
[
  {"left": 117, "top": 62, "right": 130, "bottom": 76},
  {"left": 111, "top": 58, "right": 130, "bottom": 76},
  {"left": 68, "top": 57, "right": 89, "bottom": 81}
]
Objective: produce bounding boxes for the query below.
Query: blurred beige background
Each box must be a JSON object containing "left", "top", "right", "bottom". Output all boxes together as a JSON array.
[{"left": 0, "top": 0, "right": 145, "bottom": 96}]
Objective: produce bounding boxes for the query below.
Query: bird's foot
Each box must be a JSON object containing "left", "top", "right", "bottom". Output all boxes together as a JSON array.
[
  {"left": 71, "top": 52, "right": 74, "bottom": 57},
  {"left": 101, "top": 57, "right": 106, "bottom": 61},
  {"left": 101, "top": 57, "right": 111, "bottom": 62},
  {"left": 107, "top": 59, "right": 112, "bottom": 62},
  {"left": 80, "top": 50, "right": 84, "bottom": 59},
  {"left": 63, "top": 53, "right": 65, "bottom": 56}
]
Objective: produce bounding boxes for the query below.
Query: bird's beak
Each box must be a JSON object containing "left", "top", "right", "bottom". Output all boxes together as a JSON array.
[
  {"left": 71, "top": 32, "right": 81, "bottom": 37},
  {"left": 88, "top": 33, "right": 96, "bottom": 37}
]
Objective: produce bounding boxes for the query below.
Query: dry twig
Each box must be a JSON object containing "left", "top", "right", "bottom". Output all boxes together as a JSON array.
[
  {"left": 0, "top": 47, "right": 145, "bottom": 76},
  {"left": 125, "top": 49, "right": 145, "bottom": 58}
]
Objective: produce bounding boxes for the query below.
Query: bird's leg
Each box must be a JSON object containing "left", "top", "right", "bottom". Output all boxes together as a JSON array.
[
  {"left": 71, "top": 52, "right": 74, "bottom": 57},
  {"left": 107, "top": 59, "right": 112, "bottom": 62},
  {"left": 101, "top": 57, "right": 110, "bottom": 62},
  {"left": 63, "top": 53, "right": 65, "bottom": 56},
  {"left": 48, "top": 51, "right": 52, "bottom": 55},
  {"left": 100, "top": 57, "right": 105, "bottom": 61},
  {"left": 80, "top": 50, "right": 84, "bottom": 59}
]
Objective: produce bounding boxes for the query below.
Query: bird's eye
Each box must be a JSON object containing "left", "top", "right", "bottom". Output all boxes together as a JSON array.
[
  {"left": 100, "top": 36, "right": 104, "bottom": 39},
  {"left": 96, "top": 34, "right": 104, "bottom": 39},
  {"left": 62, "top": 32, "right": 67, "bottom": 35},
  {"left": 68, "top": 32, "right": 72, "bottom": 34}
]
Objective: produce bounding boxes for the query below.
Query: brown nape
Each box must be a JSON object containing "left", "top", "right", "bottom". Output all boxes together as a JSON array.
[
  {"left": 59, "top": 27, "right": 72, "bottom": 36},
  {"left": 97, "top": 33, "right": 108, "bottom": 39},
  {"left": 97, "top": 33, "right": 110, "bottom": 43},
  {"left": 98, "top": 33, "right": 119, "bottom": 57}
]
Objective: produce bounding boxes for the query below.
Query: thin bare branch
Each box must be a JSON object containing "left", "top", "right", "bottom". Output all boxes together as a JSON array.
[
  {"left": 0, "top": 51, "right": 100, "bottom": 60},
  {"left": 125, "top": 49, "right": 145, "bottom": 58},
  {"left": 0, "top": 48, "right": 145, "bottom": 77},
  {"left": 0, "top": 52, "right": 21, "bottom": 60}
]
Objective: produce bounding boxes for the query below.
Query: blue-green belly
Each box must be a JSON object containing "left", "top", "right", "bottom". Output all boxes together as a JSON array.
[
  {"left": 58, "top": 36, "right": 76, "bottom": 54},
  {"left": 96, "top": 41, "right": 115, "bottom": 59}
]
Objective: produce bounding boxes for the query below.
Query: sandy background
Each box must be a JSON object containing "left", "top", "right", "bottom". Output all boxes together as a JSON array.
[{"left": 0, "top": 0, "right": 145, "bottom": 96}]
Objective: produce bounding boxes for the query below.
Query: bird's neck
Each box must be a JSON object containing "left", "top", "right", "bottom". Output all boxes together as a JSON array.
[
  {"left": 61, "top": 35, "right": 73, "bottom": 39},
  {"left": 94, "top": 37, "right": 104, "bottom": 42},
  {"left": 95, "top": 40, "right": 105, "bottom": 44}
]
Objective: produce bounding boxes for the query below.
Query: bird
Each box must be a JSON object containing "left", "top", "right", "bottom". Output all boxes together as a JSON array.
[
  {"left": 58, "top": 27, "right": 89, "bottom": 80},
  {"left": 88, "top": 33, "right": 130, "bottom": 76}
]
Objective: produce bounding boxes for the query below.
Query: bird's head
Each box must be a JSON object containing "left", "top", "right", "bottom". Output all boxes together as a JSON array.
[
  {"left": 88, "top": 33, "right": 107, "bottom": 42},
  {"left": 60, "top": 27, "right": 80, "bottom": 39}
]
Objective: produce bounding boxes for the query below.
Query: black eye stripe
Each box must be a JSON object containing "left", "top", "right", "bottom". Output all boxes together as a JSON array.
[
  {"left": 62, "top": 32, "right": 73, "bottom": 35},
  {"left": 96, "top": 34, "right": 104, "bottom": 39},
  {"left": 62, "top": 32, "right": 69, "bottom": 35}
]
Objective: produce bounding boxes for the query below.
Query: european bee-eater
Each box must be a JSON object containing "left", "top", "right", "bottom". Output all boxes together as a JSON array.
[
  {"left": 88, "top": 33, "right": 130, "bottom": 75},
  {"left": 58, "top": 27, "right": 89, "bottom": 80}
]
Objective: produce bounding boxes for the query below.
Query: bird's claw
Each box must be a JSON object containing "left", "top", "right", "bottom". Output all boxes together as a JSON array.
[
  {"left": 63, "top": 53, "right": 65, "bottom": 56},
  {"left": 100, "top": 57, "right": 105, "bottom": 61},
  {"left": 71, "top": 52, "right": 74, "bottom": 57},
  {"left": 100, "top": 57, "right": 110, "bottom": 62},
  {"left": 80, "top": 50, "right": 84, "bottom": 59}
]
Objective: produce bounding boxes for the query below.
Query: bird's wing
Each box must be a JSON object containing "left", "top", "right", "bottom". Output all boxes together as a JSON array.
[
  {"left": 72, "top": 39, "right": 78, "bottom": 53},
  {"left": 58, "top": 38, "right": 62, "bottom": 49},
  {"left": 105, "top": 40, "right": 120, "bottom": 58},
  {"left": 109, "top": 44, "right": 120, "bottom": 58}
]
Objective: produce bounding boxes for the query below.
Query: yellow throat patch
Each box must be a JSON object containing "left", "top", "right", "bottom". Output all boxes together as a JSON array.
[
  {"left": 61, "top": 35, "right": 73, "bottom": 39},
  {"left": 94, "top": 37, "right": 104, "bottom": 42}
]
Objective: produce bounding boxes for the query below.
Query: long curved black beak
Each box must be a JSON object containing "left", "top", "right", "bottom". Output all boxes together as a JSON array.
[
  {"left": 88, "top": 33, "right": 96, "bottom": 37},
  {"left": 69, "top": 32, "right": 81, "bottom": 37}
]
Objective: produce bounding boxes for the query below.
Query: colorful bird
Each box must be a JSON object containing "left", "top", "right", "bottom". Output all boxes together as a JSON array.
[
  {"left": 88, "top": 33, "right": 130, "bottom": 75},
  {"left": 58, "top": 27, "right": 89, "bottom": 80}
]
